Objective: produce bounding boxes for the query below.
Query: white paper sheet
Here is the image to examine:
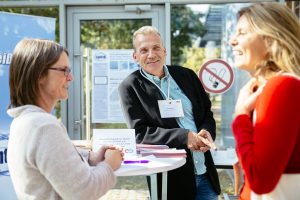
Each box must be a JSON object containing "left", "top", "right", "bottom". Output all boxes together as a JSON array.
[{"left": 92, "top": 129, "right": 136, "bottom": 158}]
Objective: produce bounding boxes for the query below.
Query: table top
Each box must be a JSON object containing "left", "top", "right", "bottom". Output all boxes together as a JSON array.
[{"left": 115, "top": 155, "right": 186, "bottom": 176}]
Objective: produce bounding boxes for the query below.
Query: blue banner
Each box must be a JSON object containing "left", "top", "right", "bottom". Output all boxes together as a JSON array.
[{"left": 0, "top": 12, "right": 55, "bottom": 199}]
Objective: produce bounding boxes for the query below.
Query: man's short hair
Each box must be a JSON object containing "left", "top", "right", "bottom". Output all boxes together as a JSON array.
[{"left": 132, "top": 26, "right": 164, "bottom": 50}]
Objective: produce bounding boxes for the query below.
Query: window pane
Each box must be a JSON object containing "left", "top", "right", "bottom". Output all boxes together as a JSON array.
[
  {"left": 171, "top": 3, "right": 250, "bottom": 148},
  {"left": 80, "top": 19, "right": 151, "bottom": 138}
]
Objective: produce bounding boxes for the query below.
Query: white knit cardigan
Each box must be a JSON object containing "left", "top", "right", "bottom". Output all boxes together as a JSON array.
[{"left": 7, "top": 105, "right": 116, "bottom": 200}]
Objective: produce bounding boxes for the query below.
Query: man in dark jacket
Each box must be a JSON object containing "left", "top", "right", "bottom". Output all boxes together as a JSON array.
[{"left": 118, "top": 26, "right": 221, "bottom": 200}]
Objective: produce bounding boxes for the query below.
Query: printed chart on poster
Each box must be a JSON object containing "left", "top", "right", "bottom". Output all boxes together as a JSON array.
[
  {"left": 198, "top": 59, "right": 234, "bottom": 94},
  {"left": 91, "top": 49, "right": 139, "bottom": 123}
]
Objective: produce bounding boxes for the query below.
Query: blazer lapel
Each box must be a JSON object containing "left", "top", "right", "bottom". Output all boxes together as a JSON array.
[
  {"left": 168, "top": 66, "right": 194, "bottom": 101},
  {"left": 137, "top": 73, "right": 164, "bottom": 101}
]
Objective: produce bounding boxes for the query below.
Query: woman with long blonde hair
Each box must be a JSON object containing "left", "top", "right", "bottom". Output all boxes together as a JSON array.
[{"left": 230, "top": 2, "right": 300, "bottom": 200}]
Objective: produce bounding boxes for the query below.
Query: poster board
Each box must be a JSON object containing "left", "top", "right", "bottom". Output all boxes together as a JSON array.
[
  {"left": 91, "top": 49, "right": 139, "bottom": 123},
  {"left": 0, "top": 12, "right": 55, "bottom": 199}
]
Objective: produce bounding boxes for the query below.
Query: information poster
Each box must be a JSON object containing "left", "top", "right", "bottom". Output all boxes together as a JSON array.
[
  {"left": 0, "top": 12, "right": 55, "bottom": 199},
  {"left": 91, "top": 49, "right": 139, "bottom": 123}
]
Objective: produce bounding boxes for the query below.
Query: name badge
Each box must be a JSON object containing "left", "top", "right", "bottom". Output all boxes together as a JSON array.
[{"left": 158, "top": 99, "right": 184, "bottom": 118}]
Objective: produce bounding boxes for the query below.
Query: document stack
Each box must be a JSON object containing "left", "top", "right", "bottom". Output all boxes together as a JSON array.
[{"left": 136, "top": 144, "right": 186, "bottom": 158}]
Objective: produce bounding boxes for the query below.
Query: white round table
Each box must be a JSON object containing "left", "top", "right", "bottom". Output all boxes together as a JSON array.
[{"left": 115, "top": 156, "right": 186, "bottom": 200}]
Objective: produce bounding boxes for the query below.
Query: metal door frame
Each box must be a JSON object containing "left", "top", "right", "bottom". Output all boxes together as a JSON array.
[{"left": 66, "top": 5, "right": 165, "bottom": 139}]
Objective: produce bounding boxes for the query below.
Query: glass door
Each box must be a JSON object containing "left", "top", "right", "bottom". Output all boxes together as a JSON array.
[{"left": 67, "top": 5, "right": 165, "bottom": 139}]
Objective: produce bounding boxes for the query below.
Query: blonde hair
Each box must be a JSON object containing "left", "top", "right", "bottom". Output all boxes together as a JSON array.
[
  {"left": 132, "top": 26, "right": 164, "bottom": 51},
  {"left": 238, "top": 2, "right": 300, "bottom": 78}
]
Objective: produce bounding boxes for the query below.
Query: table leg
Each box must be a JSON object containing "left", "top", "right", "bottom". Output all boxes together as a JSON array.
[
  {"left": 150, "top": 174, "right": 158, "bottom": 200},
  {"left": 162, "top": 172, "right": 168, "bottom": 200}
]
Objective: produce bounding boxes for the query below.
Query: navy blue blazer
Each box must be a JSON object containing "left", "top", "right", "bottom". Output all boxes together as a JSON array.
[{"left": 118, "top": 65, "right": 221, "bottom": 199}]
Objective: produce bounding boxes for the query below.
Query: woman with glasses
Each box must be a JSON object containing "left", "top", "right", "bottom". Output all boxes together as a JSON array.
[{"left": 7, "top": 38, "right": 123, "bottom": 200}]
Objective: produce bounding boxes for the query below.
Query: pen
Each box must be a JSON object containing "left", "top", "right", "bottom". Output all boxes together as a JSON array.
[{"left": 123, "top": 160, "right": 149, "bottom": 164}]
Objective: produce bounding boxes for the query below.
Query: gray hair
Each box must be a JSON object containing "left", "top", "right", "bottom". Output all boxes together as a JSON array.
[{"left": 132, "top": 26, "right": 164, "bottom": 51}]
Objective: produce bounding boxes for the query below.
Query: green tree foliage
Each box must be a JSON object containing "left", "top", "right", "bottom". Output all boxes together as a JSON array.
[
  {"left": 182, "top": 46, "right": 221, "bottom": 73},
  {"left": 171, "top": 5, "right": 207, "bottom": 65},
  {"left": 80, "top": 19, "right": 151, "bottom": 49},
  {"left": 182, "top": 47, "right": 206, "bottom": 73}
]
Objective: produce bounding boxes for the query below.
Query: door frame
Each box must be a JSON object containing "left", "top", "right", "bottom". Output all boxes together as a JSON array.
[{"left": 66, "top": 5, "right": 166, "bottom": 139}]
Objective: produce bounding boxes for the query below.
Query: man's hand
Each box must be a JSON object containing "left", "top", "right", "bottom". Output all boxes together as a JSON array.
[
  {"left": 187, "top": 131, "right": 201, "bottom": 151},
  {"left": 197, "top": 129, "right": 217, "bottom": 152}
]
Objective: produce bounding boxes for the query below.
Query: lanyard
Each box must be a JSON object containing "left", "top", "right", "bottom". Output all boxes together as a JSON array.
[{"left": 139, "top": 67, "right": 171, "bottom": 100}]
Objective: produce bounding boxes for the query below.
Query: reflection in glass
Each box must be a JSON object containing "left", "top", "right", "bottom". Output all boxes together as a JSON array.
[{"left": 81, "top": 19, "right": 151, "bottom": 49}]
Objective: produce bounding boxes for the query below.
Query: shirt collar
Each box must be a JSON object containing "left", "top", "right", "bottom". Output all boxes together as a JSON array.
[{"left": 141, "top": 65, "right": 170, "bottom": 82}]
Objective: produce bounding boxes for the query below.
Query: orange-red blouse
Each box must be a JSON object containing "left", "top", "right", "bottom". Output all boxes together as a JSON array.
[{"left": 232, "top": 75, "right": 300, "bottom": 199}]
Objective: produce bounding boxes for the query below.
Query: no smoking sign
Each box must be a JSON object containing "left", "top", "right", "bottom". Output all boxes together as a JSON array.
[{"left": 198, "top": 59, "right": 234, "bottom": 94}]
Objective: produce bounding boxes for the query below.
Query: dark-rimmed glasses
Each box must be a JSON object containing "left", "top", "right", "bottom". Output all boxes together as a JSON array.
[{"left": 48, "top": 67, "right": 71, "bottom": 77}]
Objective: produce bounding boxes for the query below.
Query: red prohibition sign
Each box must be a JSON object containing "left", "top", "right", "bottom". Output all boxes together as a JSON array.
[{"left": 198, "top": 59, "right": 234, "bottom": 94}]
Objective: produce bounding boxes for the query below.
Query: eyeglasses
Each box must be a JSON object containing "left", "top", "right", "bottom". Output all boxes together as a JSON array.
[{"left": 48, "top": 67, "right": 71, "bottom": 77}]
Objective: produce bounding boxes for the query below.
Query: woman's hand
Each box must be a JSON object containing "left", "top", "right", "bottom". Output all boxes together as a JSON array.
[
  {"left": 235, "top": 78, "right": 265, "bottom": 116},
  {"left": 88, "top": 145, "right": 123, "bottom": 166},
  {"left": 104, "top": 149, "right": 123, "bottom": 170}
]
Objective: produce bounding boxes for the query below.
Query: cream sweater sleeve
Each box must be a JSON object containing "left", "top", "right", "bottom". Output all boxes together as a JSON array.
[
  {"left": 77, "top": 147, "right": 90, "bottom": 162},
  {"left": 33, "top": 123, "right": 116, "bottom": 200}
]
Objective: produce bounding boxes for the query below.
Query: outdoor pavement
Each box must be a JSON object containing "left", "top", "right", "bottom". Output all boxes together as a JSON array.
[{"left": 99, "top": 189, "right": 150, "bottom": 200}]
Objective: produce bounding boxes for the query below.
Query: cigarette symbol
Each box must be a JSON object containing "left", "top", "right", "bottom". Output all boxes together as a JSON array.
[{"left": 209, "top": 68, "right": 226, "bottom": 88}]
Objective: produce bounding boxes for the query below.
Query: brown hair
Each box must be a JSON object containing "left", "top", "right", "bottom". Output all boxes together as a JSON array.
[
  {"left": 9, "top": 38, "right": 68, "bottom": 108},
  {"left": 238, "top": 2, "right": 300, "bottom": 78}
]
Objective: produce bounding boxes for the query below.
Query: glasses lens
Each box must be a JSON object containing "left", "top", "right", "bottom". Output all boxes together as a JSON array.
[{"left": 65, "top": 68, "right": 71, "bottom": 77}]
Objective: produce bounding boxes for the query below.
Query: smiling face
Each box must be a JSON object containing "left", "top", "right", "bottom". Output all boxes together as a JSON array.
[
  {"left": 230, "top": 15, "right": 268, "bottom": 74},
  {"left": 38, "top": 51, "right": 73, "bottom": 111},
  {"left": 133, "top": 32, "right": 166, "bottom": 78}
]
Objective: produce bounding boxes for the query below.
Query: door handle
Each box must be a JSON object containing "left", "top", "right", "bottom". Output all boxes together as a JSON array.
[{"left": 74, "top": 120, "right": 82, "bottom": 125}]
